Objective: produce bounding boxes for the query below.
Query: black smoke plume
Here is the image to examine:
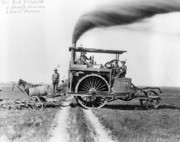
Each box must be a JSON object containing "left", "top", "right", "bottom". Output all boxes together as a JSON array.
[{"left": 72, "top": 0, "right": 180, "bottom": 44}]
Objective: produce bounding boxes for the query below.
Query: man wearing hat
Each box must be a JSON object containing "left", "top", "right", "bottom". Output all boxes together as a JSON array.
[
  {"left": 117, "top": 61, "right": 127, "bottom": 78},
  {"left": 77, "top": 52, "right": 90, "bottom": 66},
  {"left": 52, "top": 68, "right": 60, "bottom": 94}
]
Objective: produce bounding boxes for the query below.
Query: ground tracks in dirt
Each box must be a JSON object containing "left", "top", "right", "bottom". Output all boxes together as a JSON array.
[
  {"left": 83, "top": 109, "right": 117, "bottom": 142},
  {"left": 49, "top": 101, "right": 71, "bottom": 142},
  {"left": 49, "top": 100, "right": 117, "bottom": 142}
]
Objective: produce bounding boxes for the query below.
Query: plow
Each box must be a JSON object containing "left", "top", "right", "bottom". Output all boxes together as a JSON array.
[{"left": 0, "top": 83, "right": 69, "bottom": 110}]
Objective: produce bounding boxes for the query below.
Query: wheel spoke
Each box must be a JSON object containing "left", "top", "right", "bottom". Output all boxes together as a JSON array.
[
  {"left": 96, "top": 84, "right": 107, "bottom": 90},
  {"left": 81, "top": 88, "right": 87, "bottom": 91},
  {"left": 92, "top": 76, "right": 95, "bottom": 88},
  {"left": 98, "top": 87, "right": 106, "bottom": 91},
  {"left": 96, "top": 82, "right": 102, "bottom": 90},
  {"left": 88, "top": 77, "right": 93, "bottom": 88},
  {"left": 81, "top": 85, "right": 89, "bottom": 91},
  {"left": 83, "top": 82, "right": 90, "bottom": 90},
  {"left": 93, "top": 77, "right": 97, "bottom": 88},
  {"left": 94, "top": 78, "right": 101, "bottom": 89},
  {"left": 85, "top": 79, "right": 91, "bottom": 89}
]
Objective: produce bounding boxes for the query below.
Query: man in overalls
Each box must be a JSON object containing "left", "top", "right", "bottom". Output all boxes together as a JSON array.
[{"left": 52, "top": 68, "right": 60, "bottom": 95}]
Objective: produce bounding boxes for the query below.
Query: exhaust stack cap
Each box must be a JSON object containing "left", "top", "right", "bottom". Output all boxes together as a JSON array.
[{"left": 72, "top": 43, "right": 76, "bottom": 47}]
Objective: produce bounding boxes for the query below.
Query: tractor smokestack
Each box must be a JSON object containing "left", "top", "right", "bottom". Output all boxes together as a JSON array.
[
  {"left": 72, "top": 0, "right": 180, "bottom": 44},
  {"left": 72, "top": 43, "right": 76, "bottom": 47}
]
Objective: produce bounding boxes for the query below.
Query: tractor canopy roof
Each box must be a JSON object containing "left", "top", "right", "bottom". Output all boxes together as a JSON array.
[{"left": 69, "top": 47, "right": 126, "bottom": 54}]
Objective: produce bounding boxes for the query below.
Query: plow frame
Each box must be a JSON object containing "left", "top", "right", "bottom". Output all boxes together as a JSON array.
[{"left": 0, "top": 83, "right": 70, "bottom": 110}]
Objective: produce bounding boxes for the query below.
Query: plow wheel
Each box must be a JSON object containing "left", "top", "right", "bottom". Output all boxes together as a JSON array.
[
  {"left": 75, "top": 74, "right": 110, "bottom": 109},
  {"left": 27, "top": 96, "right": 44, "bottom": 110},
  {"left": 140, "top": 90, "right": 161, "bottom": 109},
  {"left": 140, "top": 99, "right": 149, "bottom": 109}
]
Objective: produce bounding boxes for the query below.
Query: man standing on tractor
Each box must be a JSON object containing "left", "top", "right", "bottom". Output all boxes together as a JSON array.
[
  {"left": 117, "top": 61, "right": 127, "bottom": 78},
  {"left": 52, "top": 68, "right": 60, "bottom": 95}
]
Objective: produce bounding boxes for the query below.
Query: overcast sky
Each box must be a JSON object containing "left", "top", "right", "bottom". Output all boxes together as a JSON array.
[{"left": 0, "top": 0, "right": 180, "bottom": 87}]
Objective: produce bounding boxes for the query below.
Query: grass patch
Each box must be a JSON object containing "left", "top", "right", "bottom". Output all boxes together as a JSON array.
[
  {"left": 0, "top": 84, "right": 60, "bottom": 142},
  {"left": 0, "top": 108, "right": 59, "bottom": 142},
  {"left": 93, "top": 108, "right": 180, "bottom": 142},
  {"left": 93, "top": 87, "right": 180, "bottom": 142}
]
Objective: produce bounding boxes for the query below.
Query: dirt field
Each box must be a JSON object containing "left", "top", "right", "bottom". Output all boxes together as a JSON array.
[{"left": 0, "top": 84, "right": 180, "bottom": 142}]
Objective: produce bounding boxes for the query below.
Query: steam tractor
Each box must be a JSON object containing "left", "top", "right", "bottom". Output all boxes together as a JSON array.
[{"left": 67, "top": 46, "right": 161, "bottom": 109}]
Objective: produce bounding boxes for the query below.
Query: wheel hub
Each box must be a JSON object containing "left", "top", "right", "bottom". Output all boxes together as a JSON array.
[{"left": 89, "top": 88, "right": 97, "bottom": 95}]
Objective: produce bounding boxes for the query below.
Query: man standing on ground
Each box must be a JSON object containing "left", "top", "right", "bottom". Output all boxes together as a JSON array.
[{"left": 52, "top": 68, "right": 60, "bottom": 94}]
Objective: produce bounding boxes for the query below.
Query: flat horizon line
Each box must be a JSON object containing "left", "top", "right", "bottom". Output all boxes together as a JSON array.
[{"left": 0, "top": 82, "right": 179, "bottom": 88}]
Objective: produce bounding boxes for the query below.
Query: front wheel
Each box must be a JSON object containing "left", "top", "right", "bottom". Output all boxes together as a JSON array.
[{"left": 140, "top": 90, "right": 161, "bottom": 109}]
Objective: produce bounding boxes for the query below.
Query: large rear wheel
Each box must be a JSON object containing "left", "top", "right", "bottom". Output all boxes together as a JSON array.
[{"left": 75, "top": 74, "right": 110, "bottom": 109}]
